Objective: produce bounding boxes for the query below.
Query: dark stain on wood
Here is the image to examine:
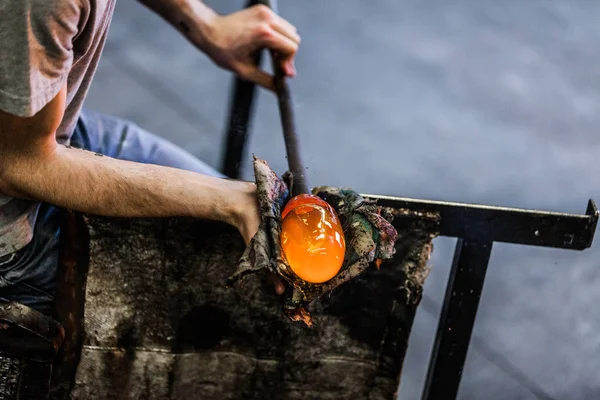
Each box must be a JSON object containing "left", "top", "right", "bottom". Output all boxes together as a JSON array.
[{"left": 174, "top": 305, "right": 231, "bottom": 351}]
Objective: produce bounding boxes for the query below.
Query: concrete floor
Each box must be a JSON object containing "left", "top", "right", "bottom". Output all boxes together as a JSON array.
[{"left": 85, "top": 1, "right": 600, "bottom": 398}]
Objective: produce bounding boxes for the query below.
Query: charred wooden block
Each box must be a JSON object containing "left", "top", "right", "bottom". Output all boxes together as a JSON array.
[{"left": 66, "top": 214, "right": 436, "bottom": 400}]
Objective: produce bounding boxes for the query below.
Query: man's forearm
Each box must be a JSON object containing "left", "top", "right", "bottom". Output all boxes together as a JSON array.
[
  {"left": 1, "top": 144, "right": 253, "bottom": 228},
  {"left": 138, "top": 0, "right": 215, "bottom": 48},
  {"left": 136, "top": 0, "right": 299, "bottom": 90}
]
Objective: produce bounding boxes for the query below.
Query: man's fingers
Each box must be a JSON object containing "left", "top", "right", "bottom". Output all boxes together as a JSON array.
[
  {"left": 267, "top": 271, "right": 286, "bottom": 295},
  {"left": 282, "top": 58, "right": 296, "bottom": 77},
  {"left": 257, "top": 29, "right": 298, "bottom": 77},
  {"left": 275, "top": 280, "right": 285, "bottom": 296},
  {"left": 268, "top": 22, "right": 299, "bottom": 77},
  {"left": 251, "top": 4, "right": 300, "bottom": 44},
  {"left": 248, "top": 6, "right": 299, "bottom": 78},
  {"left": 238, "top": 12, "right": 300, "bottom": 87},
  {"left": 270, "top": 14, "right": 300, "bottom": 44},
  {"left": 244, "top": 28, "right": 298, "bottom": 81},
  {"left": 259, "top": 29, "right": 298, "bottom": 57}
]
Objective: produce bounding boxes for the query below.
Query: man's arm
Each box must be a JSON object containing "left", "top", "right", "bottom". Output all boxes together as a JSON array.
[
  {"left": 138, "top": 0, "right": 300, "bottom": 90},
  {"left": 0, "top": 86, "right": 260, "bottom": 244}
]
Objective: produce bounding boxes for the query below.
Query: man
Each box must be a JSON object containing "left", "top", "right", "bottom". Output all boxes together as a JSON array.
[{"left": 0, "top": 0, "right": 298, "bottom": 316}]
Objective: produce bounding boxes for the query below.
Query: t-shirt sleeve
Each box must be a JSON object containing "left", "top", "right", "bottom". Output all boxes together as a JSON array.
[{"left": 0, "top": 0, "right": 81, "bottom": 117}]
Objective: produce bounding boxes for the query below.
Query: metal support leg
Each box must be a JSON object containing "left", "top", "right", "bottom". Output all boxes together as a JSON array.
[
  {"left": 220, "top": 1, "right": 262, "bottom": 178},
  {"left": 422, "top": 239, "right": 493, "bottom": 400}
]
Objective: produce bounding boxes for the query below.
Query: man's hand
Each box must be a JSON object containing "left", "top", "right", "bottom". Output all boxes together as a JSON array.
[
  {"left": 233, "top": 182, "right": 261, "bottom": 246},
  {"left": 0, "top": 86, "right": 262, "bottom": 252},
  {"left": 198, "top": 5, "right": 300, "bottom": 90},
  {"left": 138, "top": 1, "right": 300, "bottom": 91},
  {"left": 234, "top": 183, "right": 286, "bottom": 295}
]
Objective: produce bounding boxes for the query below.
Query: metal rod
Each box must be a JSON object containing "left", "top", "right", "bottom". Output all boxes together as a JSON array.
[
  {"left": 260, "top": 0, "right": 310, "bottom": 196},
  {"left": 221, "top": 0, "right": 262, "bottom": 178},
  {"left": 365, "top": 195, "right": 598, "bottom": 250},
  {"left": 273, "top": 67, "right": 309, "bottom": 196},
  {"left": 421, "top": 239, "right": 493, "bottom": 400}
]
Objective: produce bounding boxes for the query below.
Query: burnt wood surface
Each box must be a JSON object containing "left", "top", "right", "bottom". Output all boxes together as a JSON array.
[{"left": 66, "top": 215, "right": 435, "bottom": 400}]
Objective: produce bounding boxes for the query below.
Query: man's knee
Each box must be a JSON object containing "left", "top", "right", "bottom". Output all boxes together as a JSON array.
[{"left": 0, "top": 205, "right": 61, "bottom": 316}]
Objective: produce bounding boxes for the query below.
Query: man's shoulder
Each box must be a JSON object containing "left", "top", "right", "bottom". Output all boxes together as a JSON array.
[
  {"left": 1, "top": 0, "right": 87, "bottom": 26},
  {"left": 2, "top": 0, "right": 87, "bottom": 12}
]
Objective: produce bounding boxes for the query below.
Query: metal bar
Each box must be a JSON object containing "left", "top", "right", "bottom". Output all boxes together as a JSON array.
[
  {"left": 364, "top": 195, "right": 598, "bottom": 250},
  {"left": 421, "top": 239, "right": 493, "bottom": 400},
  {"left": 220, "top": 0, "right": 262, "bottom": 178},
  {"left": 260, "top": 0, "right": 310, "bottom": 196},
  {"left": 272, "top": 66, "right": 309, "bottom": 196}
]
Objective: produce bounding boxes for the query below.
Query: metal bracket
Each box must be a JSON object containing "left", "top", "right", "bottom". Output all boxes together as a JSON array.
[
  {"left": 362, "top": 195, "right": 597, "bottom": 398},
  {"left": 367, "top": 195, "right": 597, "bottom": 251}
]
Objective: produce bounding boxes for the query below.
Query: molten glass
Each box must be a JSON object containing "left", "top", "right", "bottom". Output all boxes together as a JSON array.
[{"left": 280, "top": 194, "right": 346, "bottom": 283}]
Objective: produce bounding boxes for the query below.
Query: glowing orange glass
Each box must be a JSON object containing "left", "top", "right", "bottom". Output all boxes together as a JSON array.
[{"left": 280, "top": 194, "right": 346, "bottom": 283}]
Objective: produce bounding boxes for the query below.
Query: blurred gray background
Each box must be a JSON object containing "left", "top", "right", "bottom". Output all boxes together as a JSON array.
[{"left": 85, "top": 1, "right": 600, "bottom": 399}]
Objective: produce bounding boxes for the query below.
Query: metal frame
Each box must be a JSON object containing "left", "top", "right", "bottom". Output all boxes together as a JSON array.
[
  {"left": 369, "top": 195, "right": 597, "bottom": 399},
  {"left": 220, "top": 3, "right": 599, "bottom": 397}
]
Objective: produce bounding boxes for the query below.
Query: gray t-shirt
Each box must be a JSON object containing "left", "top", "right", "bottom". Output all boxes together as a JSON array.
[{"left": 0, "top": 0, "right": 115, "bottom": 256}]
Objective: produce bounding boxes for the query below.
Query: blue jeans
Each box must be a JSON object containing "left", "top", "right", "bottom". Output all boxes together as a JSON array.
[{"left": 0, "top": 109, "right": 223, "bottom": 315}]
